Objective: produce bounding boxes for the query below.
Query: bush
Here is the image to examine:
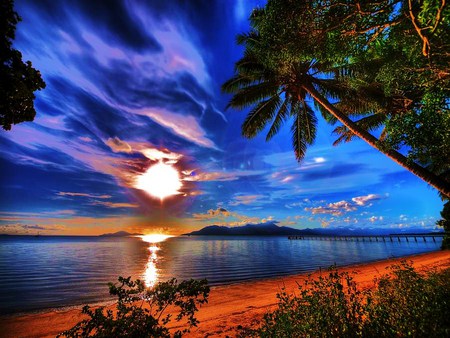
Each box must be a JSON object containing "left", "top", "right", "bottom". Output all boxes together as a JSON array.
[
  {"left": 58, "top": 276, "right": 210, "bottom": 338},
  {"left": 243, "top": 262, "right": 450, "bottom": 337},
  {"left": 365, "top": 262, "right": 450, "bottom": 337}
]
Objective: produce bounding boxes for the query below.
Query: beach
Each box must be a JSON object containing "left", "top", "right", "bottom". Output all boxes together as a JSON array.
[{"left": 1, "top": 250, "right": 449, "bottom": 338}]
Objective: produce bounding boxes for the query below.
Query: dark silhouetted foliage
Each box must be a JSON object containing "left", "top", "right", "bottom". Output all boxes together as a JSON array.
[
  {"left": 241, "top": 262, "right": 450, "bottom": 337},
  {"left": 0, "top": 0, "right": 45, "bottom": 130},
  {"left": 58, "top": 276, "right": 209, "bottom": 338},
  {"left": 437, "top": 201, "right": 450, "bottom": 249}
]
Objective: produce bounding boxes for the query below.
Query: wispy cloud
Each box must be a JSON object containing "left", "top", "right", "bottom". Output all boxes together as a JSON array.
[
  {"left": 135, "top": 109, "right": 219, "bottom": 150},
  {"left": 90, "top": 201, "right": 140, "bottom": 209},
  {"left": 184, "top": 169, "right": 264, "bottom": 182},
  {"left": 57, "top": 192, "right": 112, "bottom": 199},
  {"left": 229, "top": 194, "right": 265, "bottom": 206}
]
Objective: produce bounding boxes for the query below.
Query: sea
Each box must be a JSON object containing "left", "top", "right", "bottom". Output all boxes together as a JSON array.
[{"left": 0, "top": 235, "right": 442, "bottom": 315}]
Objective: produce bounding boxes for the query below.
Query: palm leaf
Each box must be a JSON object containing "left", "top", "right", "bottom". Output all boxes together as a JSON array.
[
  {"left": 266, "top": 96, "right": 289, "bottom": 141},
  {"left": 226, "top": 81, "right": 279, "bottom": 110},
  {"left": 242, "top": 94, "right": 282, "bottom": 138},
  {"left": 291, "top": 100, "right": 317, "bottom": 162}
]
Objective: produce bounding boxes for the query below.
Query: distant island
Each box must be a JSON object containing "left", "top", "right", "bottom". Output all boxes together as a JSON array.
[
  {"left": 184, "top": 221, "right": 443, "bottom": 237},
  {"left": 99, "top": 231, "right": 143, "bottom": 237}
]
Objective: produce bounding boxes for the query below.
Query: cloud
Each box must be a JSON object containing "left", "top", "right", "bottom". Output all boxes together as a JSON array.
[
  {"left": 190, "top": 207, "right": 267, "bottom": 227},
  {"left": 306, "top": 200, "right": 357, "bottom": 216},
  {"left": 57, "top": 192, "right": 112, "bottom": 199},
  {"left": 314, "top": 157, "right": 326, "bottom": 163},
  {"left": 229, "top": 194, "right": 265, "bottom": 206},
  {"left": 141, "top": 148, "right": 182, "bottom": 162},
  {"left": 0, "top": 223, "right": 66, "bottom": 233},
  {"left": 369, "top": 216, "right": 384, "bottom": 222},
  {"left": 184, "top": 169, "right": 265, "bottom": 182},
  {"left": 352, "top": 194, "right": 383, "bottom": 206},
  {"left": 105, "top": 137, "right": 133, "bottom": 153},
  {"left": 135, "top": 108, "right": 219, "bottom": 150},
  {"left": 90, "top": 201, "right": 140, "bottom": 209},
  {"left": 192, "top": 207, "right": 231, "bottom": 220},
  {"left": 305, "top": 193, "right": 386, "bottom": 217}
]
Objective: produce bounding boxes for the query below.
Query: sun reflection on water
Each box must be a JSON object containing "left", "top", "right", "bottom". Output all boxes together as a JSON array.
[
  {"left": 140, "top": 235, "right": 172, "bottom": 287},
  {"left": 145, "top": 246, "right": 159, "bottom": 287}
]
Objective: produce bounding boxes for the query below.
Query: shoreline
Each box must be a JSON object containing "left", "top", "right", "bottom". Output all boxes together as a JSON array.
[
  {"left": 0, "top": 248, "right": 442, "bottom": 318},
  {"left": 1, "top": 250, "right": 449, "bottom": 338}
]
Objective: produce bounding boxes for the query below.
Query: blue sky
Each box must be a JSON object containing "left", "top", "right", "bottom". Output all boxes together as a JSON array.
[{"left": 0, "top": 0, "right": 444, "bottom": 235}]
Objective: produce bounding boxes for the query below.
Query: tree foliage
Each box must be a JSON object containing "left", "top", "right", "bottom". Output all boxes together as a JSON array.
[
  {"left": 223, "top": 0, "right": 450, "bottom": 197},
  {"left": 437, "top": 201, "right": 450, "bottom": 249},
  {"left": 0, "top": 0, "right": 45, "bottom": 131},
  {"left": 58, "top": 276, "right": 210, "bottom": 338},
  {"left": 242, "top": 262, "right": 450, "bottom": 337}
]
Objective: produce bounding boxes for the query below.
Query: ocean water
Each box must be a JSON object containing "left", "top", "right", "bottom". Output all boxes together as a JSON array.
[{"left": 0, "top": 235, "right": 442, "bottom": 314}]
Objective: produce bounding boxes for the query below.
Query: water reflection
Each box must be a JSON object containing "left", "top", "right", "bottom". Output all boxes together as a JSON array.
[
  {"left": 141, "top": 235, "right": 172, "bottom": 287},
  {"left": 144, "top": 245, "right": 159, "bottom": 287}
]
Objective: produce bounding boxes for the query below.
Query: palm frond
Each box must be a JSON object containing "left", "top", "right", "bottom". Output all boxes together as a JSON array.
[
  {"left": 236, "top": 30, "right": 260, "bottom": 46},
  {"left": 222, "top": 74, "right": 257, "bottom": 94},
  {"left": 266, "top": 97, "right": 289, "bottom": 141},
  {"left": 332, "top": 113, "right": 387, "bottom": 145},
  {"left": 332, "top": 125, "right": 354, "bottom": 146},
  {"left": 291, "top": 100, "right": 317, "bottom": 162},
  {"left": 242, "top": 94, "right": 282, "bottom": 138},
  {"left": 226, "top": 81, "right": 279, "bottom": 110}
]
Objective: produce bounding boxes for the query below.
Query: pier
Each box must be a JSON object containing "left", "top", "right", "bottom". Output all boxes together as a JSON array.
[{"left": 287, "top": 233, "right": 446, "bottom": 243}]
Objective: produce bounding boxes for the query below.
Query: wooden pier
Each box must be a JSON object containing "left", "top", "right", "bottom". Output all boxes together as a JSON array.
[{"left": 287, "top": 233, "right": 446, "bottom": 243}]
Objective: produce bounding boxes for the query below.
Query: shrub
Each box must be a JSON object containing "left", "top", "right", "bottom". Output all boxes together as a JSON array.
[
  {"left": 244, "top": 262, "right": 450, "bottom": 337},
  {"left": 58, "top": 276, "right": 210, "bottom": 338},
  {"left": 365, "top": 262, "right": 450, "bottom": 337}
]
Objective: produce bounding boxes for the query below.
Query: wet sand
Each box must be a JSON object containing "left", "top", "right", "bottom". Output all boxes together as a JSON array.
[{"left": 1, "top": 250, "right": 449, "bottom": 338}]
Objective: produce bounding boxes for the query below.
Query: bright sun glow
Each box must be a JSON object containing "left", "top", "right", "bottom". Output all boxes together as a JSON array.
[
  {"left": 140, "top": 234, "right": 173, "bottom": 243},
  {"left": 135, "top": 161, "right": 182, "bottom": 200}
]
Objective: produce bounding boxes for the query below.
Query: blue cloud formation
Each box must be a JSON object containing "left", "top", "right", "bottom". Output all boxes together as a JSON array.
[{"left": 0, "top": 0, "right": 443, "bottom": 234}]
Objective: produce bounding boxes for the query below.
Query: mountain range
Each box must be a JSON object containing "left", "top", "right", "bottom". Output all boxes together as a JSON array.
[
  {"left": 184, "top": 221, "right": 442, "bottom": 236},
  {"left": 99, "top": 231, "right": 143, "bottom": 237}
]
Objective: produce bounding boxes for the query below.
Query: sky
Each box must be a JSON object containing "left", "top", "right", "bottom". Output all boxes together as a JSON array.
[{"left": 0, "top": 0, "right": 444, "bottom": 236}]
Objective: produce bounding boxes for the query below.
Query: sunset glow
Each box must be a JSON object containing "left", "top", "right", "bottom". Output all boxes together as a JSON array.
[
  {"left": 135, "top": 162, "right": 182, "bottom": 200},
  {"left": 140, "top": 234, "right": 173, "bottom": 243}
]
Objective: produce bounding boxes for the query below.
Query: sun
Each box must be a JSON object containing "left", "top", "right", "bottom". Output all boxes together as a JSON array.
[
  {"left": 140, "top": 234, "right": 173, "bottom": 243},
  {"left": 136, "top": 161, "right": 182, "bottom": 200}
]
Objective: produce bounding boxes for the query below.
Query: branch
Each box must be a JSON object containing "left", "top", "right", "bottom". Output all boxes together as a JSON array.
[
  {"left": 431, "top": 0, "right": 446, "bottom": 33},
  {"left": 408, "top": 0, "right": 430, "bottom": 56}
]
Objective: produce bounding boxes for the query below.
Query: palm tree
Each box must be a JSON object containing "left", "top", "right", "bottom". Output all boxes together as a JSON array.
[{"left": 222, "top": 34, "right": 450, "bottom": 197}]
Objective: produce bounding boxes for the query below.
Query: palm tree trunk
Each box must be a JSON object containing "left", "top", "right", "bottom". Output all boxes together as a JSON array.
[{"left": 304, "top": 84, "right": 450, "bottom": 198}]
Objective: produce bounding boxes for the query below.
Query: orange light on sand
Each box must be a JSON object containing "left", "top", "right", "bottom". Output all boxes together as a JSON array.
[{"left": 135, "top": 161, "right": 182, "bottom": 200}]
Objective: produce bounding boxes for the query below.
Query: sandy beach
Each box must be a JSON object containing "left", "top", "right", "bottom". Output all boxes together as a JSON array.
[{"left": 1, "top": 250, "right": 449, "bottom": 338}]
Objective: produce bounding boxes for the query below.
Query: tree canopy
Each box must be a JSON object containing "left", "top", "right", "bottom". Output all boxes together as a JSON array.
[
  {"left": 0, "top": 0, "right": 45, "bottom": 131},
  {"left": 223, "top": 0, "right": 450, "bottom": 197}
]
